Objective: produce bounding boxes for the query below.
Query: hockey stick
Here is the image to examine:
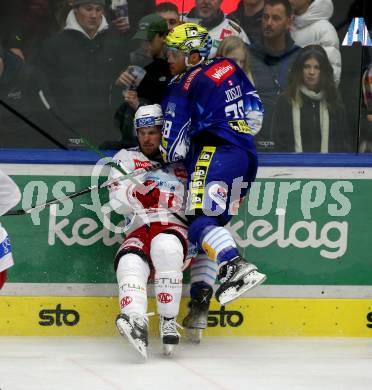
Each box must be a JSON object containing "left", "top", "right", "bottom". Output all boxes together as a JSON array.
[
  {"left": 38, "top": 91, "right": 188, "bottom": 225},
  {"left": 38, "top": 91, "right": 143, "bottom": 186},
  {"left": 3, "top": 92, "right": 188, "bottom": 224},
  {"left": 3, "top": 162, "right": 164, "bottom": 216}
]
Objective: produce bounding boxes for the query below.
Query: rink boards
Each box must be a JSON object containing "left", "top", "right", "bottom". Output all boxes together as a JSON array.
[
  {"left": 1, "top": 295, "right": 372, "bottom": 337},
  {"left": 1, "top": 157, "right": 372, "bottom": 337}
]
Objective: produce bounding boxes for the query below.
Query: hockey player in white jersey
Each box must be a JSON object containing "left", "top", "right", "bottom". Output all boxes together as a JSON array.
[
  {"left": 108, "top": 104, "right": 194, "bottom": 358},
  {"left": 0, "top": 169, "right": 21, "bottom": 289}
]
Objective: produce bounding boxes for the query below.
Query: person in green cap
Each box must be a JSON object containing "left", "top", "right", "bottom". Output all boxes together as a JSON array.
[{"left": 115, "top": 13, "right": 171, "bottom": 148}]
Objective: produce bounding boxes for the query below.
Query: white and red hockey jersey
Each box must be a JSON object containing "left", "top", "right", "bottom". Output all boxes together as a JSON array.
[{"left": 108, "top": 147, "right": 188, "bottom": 234}]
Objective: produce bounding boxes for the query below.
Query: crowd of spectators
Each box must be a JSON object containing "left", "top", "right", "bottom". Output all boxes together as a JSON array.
[{"left": 0, "top": 0, "right": 371, "bottom": 153}]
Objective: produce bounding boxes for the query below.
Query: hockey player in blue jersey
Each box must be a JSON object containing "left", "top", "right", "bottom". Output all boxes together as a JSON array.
[{"left": 160, "top": 22, "right": 267, "bottom": 334}]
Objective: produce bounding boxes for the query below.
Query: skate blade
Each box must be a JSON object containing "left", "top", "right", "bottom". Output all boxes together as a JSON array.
[
  {"left": 116, "top": 318, "right": 148, "bottom": 359},
  {"left": 218, "top": 271, "right": 267, "bottom": 305},
  {"left": 163, "top": 344, "right": 176, "bottom": 357},
  {"left": 184, "top": 328, "right": 203, "bottom": 344}
]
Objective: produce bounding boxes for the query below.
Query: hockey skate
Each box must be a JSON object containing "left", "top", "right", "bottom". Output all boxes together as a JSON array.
[
  {"left": 182, "top": 286, "right": 213, "bottom": 344},
  {"left": 116, "top": 313, "right": 150, "bottom": 359},
  {"left": 215, "top": 256, "right": 266, "bottom": 305},
  {"left": 159, "top": 316, "right": 182, "bottom": 357}
]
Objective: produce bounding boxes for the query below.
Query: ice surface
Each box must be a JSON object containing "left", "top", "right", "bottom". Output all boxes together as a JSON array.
[{"left": 0, "top": 337, "right": 371, "bottom": 390}]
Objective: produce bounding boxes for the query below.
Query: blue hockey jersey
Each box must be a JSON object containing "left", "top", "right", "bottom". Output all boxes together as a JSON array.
[{"left": 160, "top": 57, "right": 263, "bottom": 163}]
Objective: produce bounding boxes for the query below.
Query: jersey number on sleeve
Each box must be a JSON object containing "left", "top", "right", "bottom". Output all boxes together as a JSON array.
[
  {"left": 225, "top": 99, "right": 244, "bottom": 119},
  {"left": 163, "top": 120, "right": 172, "bottom": 139}
]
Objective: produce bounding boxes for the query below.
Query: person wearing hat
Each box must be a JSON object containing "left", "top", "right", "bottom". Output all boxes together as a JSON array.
[
  {"left": 34, "top": 0, "right": 128, "bottom": 149},
  {"left": 70, "top": 0, "right": 106, "bottom": 39},
  {"left": 114, "top": 13, "right": 171, "bottom": 148},
  {"left": 120, "top": 13, "right": 170, "bottom": 71}
]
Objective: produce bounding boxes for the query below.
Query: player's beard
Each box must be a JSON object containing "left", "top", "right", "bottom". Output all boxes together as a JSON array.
[{"left": 141, "top": 146, "right": 162, "bottom": 162}]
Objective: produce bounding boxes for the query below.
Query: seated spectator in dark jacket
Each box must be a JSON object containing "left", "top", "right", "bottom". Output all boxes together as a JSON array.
[
  {"left": 249, "top": 0, "right": 300, "bottom": 151},
  {"left": 115, "top": 14, "right": 170, "bottom": 148},
  {"left": 0, "top": 0, "right": 24, "bottom": 60},
  {"left": 228, "top": 0, "right": 265, "bottom": 44},
  {"left": 272, "top": 45, "right": 351, "bottom": 153},
  {"left": 35, "top": 0, "right": 127, "bottom": 149},
  {"left": 360, "top": 63, "right": 372, "bottom": 153},
  {"left": 15, "top": 0, "right": 61, "bottom": 62},
  {"left": 0, "top": 44, "right": 72, "bottom": 148}
]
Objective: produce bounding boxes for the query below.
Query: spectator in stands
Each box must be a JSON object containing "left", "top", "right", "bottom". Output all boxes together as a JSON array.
[
  {"left": 249, "top": 0, "right": 300, "bottom": 151},
  {"left": 0, "top": 44, "right": 71, "bottom": 148},
  {"left": 216, "top": 35, "right": 255, "bottom": 84},
  {"left": 109, "top": 0, "right": 156, "bottom": 36},
  {"left": 360, "top": 64, "right": 372, "bottom": 153},
  {"left": 12, "top": 0, "right": 61, "bottom": 62},
  {"left": 183, "top": 0, "right": 249, "bottom": 58},
  {"left": 3, "top": 1, "right": 74, "bottom": 61},
  {"left": 53, "top": 0, "right": 74, "bottom": 30},
  {"left": 272, "top": 45, "right": 350, "bottom": 152},
  {"left": 115, "top": 14, "right": 171, "bottom": 148},
  {"left": 0, "top": 0, "right": 26, "bottom": 60},
  {"left": 35, "top": 0, "right": 126, "bottom": 149},
  {"left": 228, "top": 0, "right": 265, "bottom": 44},
  {"left": 289, "top": 0, "right": 341, "bottom": 84},
  {"left": 156, "top": 2, "right": 181, "bottom": 30}
]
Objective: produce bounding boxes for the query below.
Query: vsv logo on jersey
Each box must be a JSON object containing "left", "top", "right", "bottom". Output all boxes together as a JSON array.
[
  {"left": 206, "top": 59, "right": 236, "bottom": 86},
  {"left": 208, "top": 184, "right": 228, "bottom": 208},
  {"left": 120, "top": 296, "right": 133, "bottom": 309},
  {"left": 157, "top": 292, "right": 173, "bottom": 304}
]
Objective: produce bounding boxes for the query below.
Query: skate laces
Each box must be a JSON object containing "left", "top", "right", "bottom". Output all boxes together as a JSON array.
[
  {"left": 218, "top": 260, "right": 235, "bottom": 283},
  {"left": 132, "top": 312, "right": 155, "bottom": 327},
  {"left": 160, "top": 317, "right": 183, "bottom": 335}
]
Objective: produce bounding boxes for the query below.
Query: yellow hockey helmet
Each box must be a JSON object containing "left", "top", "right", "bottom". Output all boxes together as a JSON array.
[{"left": 165, "top": 22, "right": 212, "bottom": 59}]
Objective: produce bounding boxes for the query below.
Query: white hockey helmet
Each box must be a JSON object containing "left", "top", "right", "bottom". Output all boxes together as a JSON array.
[{"left": 133, "top": 104, "right": 163, "bottom": 132}]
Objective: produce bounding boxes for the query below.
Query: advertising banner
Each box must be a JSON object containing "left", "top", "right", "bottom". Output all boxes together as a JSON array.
[
  {"left": 1, "top": 164, "right": 372, "bottom": 337},
  {"left": 2, "top": 165, "right": 372, "bottom": 286}
]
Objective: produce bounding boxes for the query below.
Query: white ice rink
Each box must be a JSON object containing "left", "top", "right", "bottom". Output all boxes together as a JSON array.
[{"left": 0, "top": 337, "right": 371, "bottom": 390}]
